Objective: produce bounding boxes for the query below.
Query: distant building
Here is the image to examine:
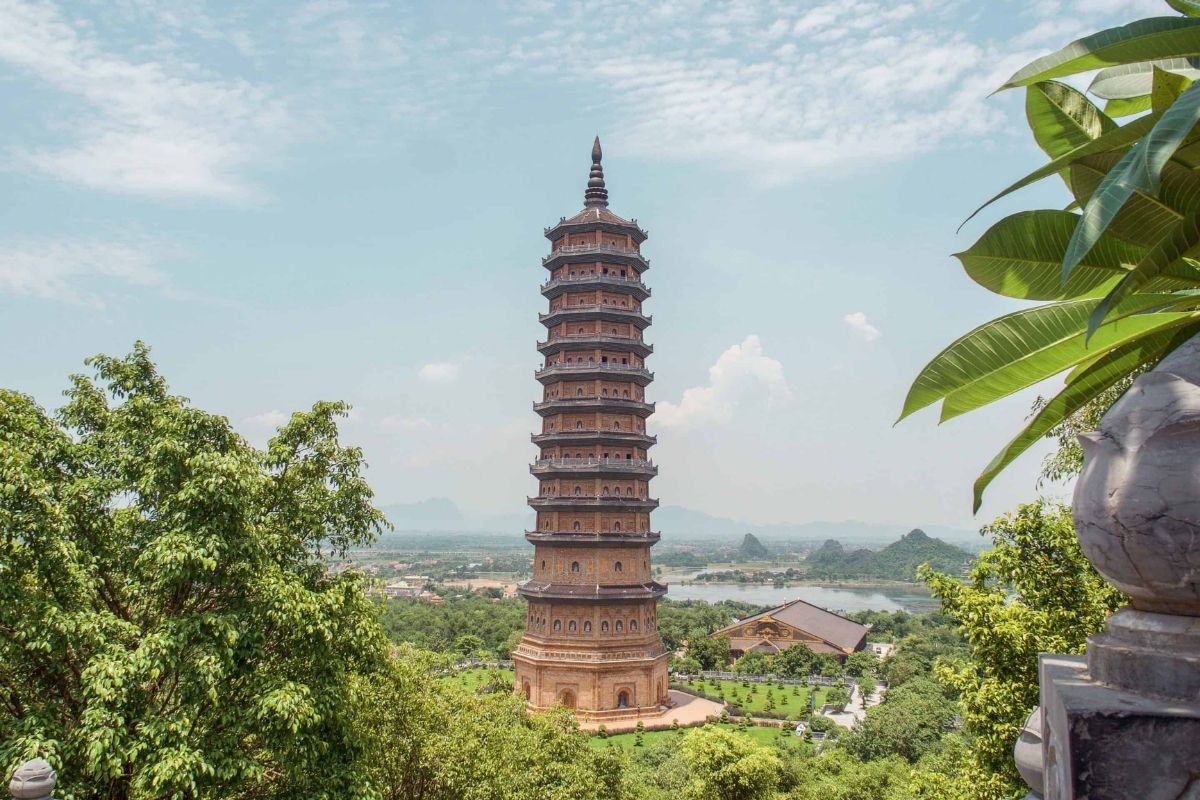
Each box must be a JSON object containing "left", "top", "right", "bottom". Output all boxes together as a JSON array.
[{"left": 710, "top": 598, "right": 869, "bottom": 660}]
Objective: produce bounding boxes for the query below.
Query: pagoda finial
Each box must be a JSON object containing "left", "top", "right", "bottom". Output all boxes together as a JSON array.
[{"left": 584, "top": 135, "right": 608, "bottom": 208}]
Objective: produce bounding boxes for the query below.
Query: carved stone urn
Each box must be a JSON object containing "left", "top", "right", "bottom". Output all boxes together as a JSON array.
[{"left": 1072, "top": 333, "right": 1200, "bottom": 702}]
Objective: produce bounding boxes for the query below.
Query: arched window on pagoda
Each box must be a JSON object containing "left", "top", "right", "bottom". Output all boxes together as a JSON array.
[
  {"left": 615, "top": 620, "right": 623, "bottom": 632},
  {"left": 573, "top": 521, "right": 581, "bottom": 531},
  {"left": 571, "top": 561, "right": 580, "bottom": 573},
  {"left": 601, "top": 621, "right": 609, "bottom": 633},
  {"left": 614, "top": 561, "right": 623, "bottom": 573},
  {"left": 568, "top": 620, "right": 577, "bottom": 632},
  {"left": 553, "top": 620, "right": 561, "bottom": 632},
  {"left": 613, "top": 522, "right": 621, "bottom": 532},
  {"left": 584, "top": 621, "right": 592, "bottom": 633},
  {"left": 630, "top": 619, "right": 638, "bottom": 632}
]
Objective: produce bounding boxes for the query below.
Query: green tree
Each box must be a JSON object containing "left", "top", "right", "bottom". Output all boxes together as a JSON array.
[
  {"left": 453, "top": 633, "right": 488, "bottom": 659},
  {"left": 844, "top": 650, "right": 880, "bottom": 678},
  {"left": 687, "top": 634, "right": 732, "bottom": 671},
  {"left": 920, "top": 501, "right": 1124, "bottom": 794},
  {"left": 900, "top": 1, "right": 1200, "bottom": 510},
  {"left": 679, "top": 727, "right": 780, "bottom": 800},
  {"left": 842, "top": 678, "right": 957, "bottom": 765},
  {"left": 0, "top": 343, "right": 389, "bottom": 800}
]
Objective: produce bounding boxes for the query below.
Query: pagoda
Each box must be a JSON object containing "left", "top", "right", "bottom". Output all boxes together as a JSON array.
[{"left": 513, "top": 138, "right": 670, "bottom": 718}]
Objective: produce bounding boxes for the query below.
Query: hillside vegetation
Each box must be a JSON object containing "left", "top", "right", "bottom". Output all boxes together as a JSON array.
[{"left": 806, "top": 529, "right": 971, "bottom": 581}]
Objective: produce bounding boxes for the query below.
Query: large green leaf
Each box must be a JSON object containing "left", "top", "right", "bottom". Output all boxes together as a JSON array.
[
  {"left": 970, "top": 322, "right": 1200, "bottom": 512},
  {"left": 1002, "top": 17, "right": 1200, "bottom": 89},
  {"left": 938, "top": 303, "right": 1192, "bottom": 421},
  {"left": 899, "top": 294, "right": 1178, "bottom": 421},
  {"left": 962, "top": 112, "right": 1161, "bottom": 229},
  {"left": 1151, "top": 64, "right": 1195, "bottom": 111},
  {"left": 957, "top": 210, "right": 1142, "bottom": 300},
  {"left": 1089, "top": 57, "right": 1200, "bottom": 98},
  {"left": 1105, "top": 95, "right": 1153, "bottom": 116},
  {"left": 1167, "top": 0, "right": 1200, "bottom": 17},
  {"left": 1089, "top": 208, "right": 1200, "bottom": 333},
  {"left": 1026, "top": 81, "right": 1116, "bottom": 159},
  {"left": 1063, "top": 81, "right": 1200, "bottom": 280},
  {"left": 1069, "top": 150, "right": 1200, "bottom": 247}
]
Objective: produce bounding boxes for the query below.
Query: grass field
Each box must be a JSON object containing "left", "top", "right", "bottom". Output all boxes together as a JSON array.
[
  {"left": 444, "top": 667, "right": 514, "bottom": 694},
  {"left": 589, "top": 721, "right": 805, "bottom": 751},
  {"left": 675, "top": 678, "right": 833, "bottom": 717}
]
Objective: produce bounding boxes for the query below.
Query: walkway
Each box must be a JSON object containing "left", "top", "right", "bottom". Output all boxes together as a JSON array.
[{"left": 576, "top": 689, "right": 724, "bottom": 734}]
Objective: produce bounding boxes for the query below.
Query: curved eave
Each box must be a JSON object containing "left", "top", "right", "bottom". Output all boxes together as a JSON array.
[
  {"left": 544, "top": 218, "right": 648, "bottom": 244},
  {"left": 531, "top": 431, "right": 657, "bottom": 447},
  {"left": 537, "top": 337, "right": 653, "bottom": 359},
  {"left": 535, "top": 366, "right": 653, "bottom": 386},
  {"left": 541, "top": 277, "right": 650, "bottom": 302},
  {"left": 539, "top": 308, "right": 652, "bottom": 329},
  {"left": 517, "top": 580, "right": 667, "bottom": 601},
  {"left": 525, "top": 531, "right": 661, "bottom": 546},
  {"left": 533, "top": 399, "right": 655, "bottom": 418},
  {"left": 527, "top": 496, "right": 660, "bottom": 510}
]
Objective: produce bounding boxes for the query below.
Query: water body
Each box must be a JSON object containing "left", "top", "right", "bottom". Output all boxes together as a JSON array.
[{"left": 664, "top": 581, "right": 937, "bottom": 613}]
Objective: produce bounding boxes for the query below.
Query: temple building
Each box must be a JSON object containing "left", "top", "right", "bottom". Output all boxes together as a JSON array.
[
  {"left": 709, "top": 598, "right": 869, "bottom": 660},
  {"left": 513, "top": 139, "right": 670, "bottom": 719}
]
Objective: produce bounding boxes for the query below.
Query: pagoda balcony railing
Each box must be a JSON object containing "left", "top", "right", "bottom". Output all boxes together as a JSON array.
[
  {"left": 543, "top": 243, "right": 649, "bottom": 267},
  {"left": 527, "top": 495, "right": 659, "bottom": 508},
  {"left": 535, "top": 363, "right": 653, "bottom": 379},
  {"left": 540, "top": 273, "right": 651, "bottom": 298},
  {"left": 532, "top": 398, "right": 655, "bottom": 416},
  {"left": 531, "top": 430, "right": 657, "bottom": 444},
  {"left": 537, "top": 334, "right": 653, "bottom": 355},
  {"left": 539, "top": 306, "right": 651, "bottom": 326},
  {"left": 530, "top": 458, "right": 657, "bottom": 476}
]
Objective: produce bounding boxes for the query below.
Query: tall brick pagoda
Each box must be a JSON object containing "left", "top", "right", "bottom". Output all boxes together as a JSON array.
[{"left": 513, "top": 138, "right": 670, "bottom": 718}]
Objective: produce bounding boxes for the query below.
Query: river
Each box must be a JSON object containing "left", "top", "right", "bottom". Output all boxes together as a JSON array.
[{"left": 662, "top": 580, "right": 937, "bottom": 613}]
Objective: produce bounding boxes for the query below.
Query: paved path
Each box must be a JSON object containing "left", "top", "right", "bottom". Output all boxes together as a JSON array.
[
  {"left": 576, "top": 690, "right": 724, "bottom": 734},
  {"left": 825, "top": 684, "right": 885, "bottom": 728}
]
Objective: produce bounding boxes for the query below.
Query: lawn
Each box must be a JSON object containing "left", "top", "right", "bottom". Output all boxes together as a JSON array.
[
  {"left": 444, "top": 667, "right": 514, "bottom": 694},
  {"left": 674, "top": 678, "right": 833, "bottom": 717},
  {"left": 589, "top": 721, "right": 806, "bottom": 751}
]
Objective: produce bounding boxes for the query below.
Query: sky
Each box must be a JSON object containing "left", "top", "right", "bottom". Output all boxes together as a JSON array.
[{"left": 0, "top": 0, "right": 1169, "bottom": 531}]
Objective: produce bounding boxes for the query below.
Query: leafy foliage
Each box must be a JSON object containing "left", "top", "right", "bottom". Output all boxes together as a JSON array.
[
  {"left": 920, "top": 501, "right": 1125, "bottom": 796},
  {"left": 0, "top": 343, "right": 389, "bottom": 800},
  {"left": 903, "top": 0, "right": 1200, "bottom": 509}
]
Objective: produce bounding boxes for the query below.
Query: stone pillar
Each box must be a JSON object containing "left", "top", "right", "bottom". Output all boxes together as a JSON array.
[
  {"left": 8, "top": 759, "right": 55, "bottom": 800},
  {"left": 1025, "top": 334, "right": 1200, "bottom": 799}
]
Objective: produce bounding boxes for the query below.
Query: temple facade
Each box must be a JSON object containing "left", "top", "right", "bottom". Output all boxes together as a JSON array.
[{"left": 513, "top": 139, "right": 670, "bottom": 719}]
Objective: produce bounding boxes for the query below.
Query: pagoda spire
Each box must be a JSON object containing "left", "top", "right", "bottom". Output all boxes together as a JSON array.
[{"left": 583, "top": 135, "right": 608, "bottom": 208}]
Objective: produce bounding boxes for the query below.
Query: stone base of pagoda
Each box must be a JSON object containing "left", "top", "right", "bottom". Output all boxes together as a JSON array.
[{"left": 512, "top": 645, "right": 669, "bottom": 718}]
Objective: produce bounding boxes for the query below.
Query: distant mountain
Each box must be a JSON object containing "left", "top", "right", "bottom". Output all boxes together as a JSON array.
[
  {"left": 374, "top": 497, "right": 981, "bottom": 549},
  {"left": 806, "top": 529, "right": 972, "bottom": 581},
  {"left": 738, "top": 533, "right": 770, "bottom": 560},
  {"left": 653, "top": 505, "right": 980, "bottom": 547}
]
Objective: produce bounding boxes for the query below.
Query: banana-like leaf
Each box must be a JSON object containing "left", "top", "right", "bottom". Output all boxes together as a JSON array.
[
  {"left": 957, "top": 210, "right": 1143, "bottom": 300},
  {"left": 1089, "top": 208, "right": 1200, "bottom": 334},
  {"left": 1106, "top": 95, "right": 1153, "bottom": 116},
  {"left": 1063, "top": 82, "right": 1200, "bottom": 279},
  {"left": 1002, "top": 17, "right": 1200, "bottom": 89},
  {"left": 1089, "top": 57, "right": 1200, "bottom": 98},
  {"left": 1167, "top": 0, "right": 1200, "bottom": 17},
  {"left": 962, "top": 112, "right": 1161, "bottom": 229},
  {"left": 899, "top": 294, "right": 1176, "bottom": 421},
  {"left": 938, "top": 303, "right": 1192, "bottom": 421},
  {"left": 970, "top": 322, "right": 1200, "bottom": 512},
  {"left": 1027, "top": 81, "right": 1116, "bottom": 159}
]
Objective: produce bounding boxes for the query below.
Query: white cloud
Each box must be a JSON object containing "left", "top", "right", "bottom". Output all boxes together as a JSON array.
[
  {"left": 243, "top": 409, "right": 289, "bottom": 428},
  {"left": 0, "top": 0, "right": 287, "bottom": 200},
  {"left": 0, "top": 237, "right": 163, "bottom": 307},
  {"left": 654, "top": 335, "right": 792, "bottom": 430},
  {"left": 417, "top": 361, "right": 461, "bottom": 383},
  {"left": 843, "top": 311, "right": 882, "bottom": 342},
  {"left": 381, "top": 415, "right": 433, "bottom": 430}
]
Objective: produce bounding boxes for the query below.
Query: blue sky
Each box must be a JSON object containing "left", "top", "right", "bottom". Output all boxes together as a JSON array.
[{"left": 0, "top": 0, "right": 1166, "bottom": 530}]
